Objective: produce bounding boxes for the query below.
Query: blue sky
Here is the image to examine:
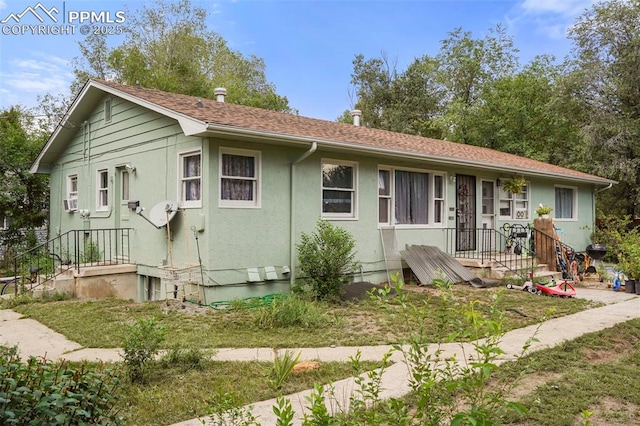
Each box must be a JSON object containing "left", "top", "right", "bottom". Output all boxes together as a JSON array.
[{"left": 0, "top": 0, "right": 595, "bottom": 121}]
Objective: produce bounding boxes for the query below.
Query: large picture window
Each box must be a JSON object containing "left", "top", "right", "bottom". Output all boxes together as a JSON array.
[
  {"left": 377, "top": 167, "right": 445, "bottom": 226},
  {"left": 180, "top": 150, "right": 202, "bottom": 208},
  {"left": 555, "top": 186, "right": 576, "bottom": 219},
  {"left": 96, "top": 169, "right": 108, "bottom": 211},
  {"left": 322, "top": 160, "right": 357, "bottom": 218},
  {"left": 219, "top": 148, "right": 260, "bottom": 208}
]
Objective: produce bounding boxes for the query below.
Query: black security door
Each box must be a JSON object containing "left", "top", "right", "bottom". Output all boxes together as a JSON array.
[{"left": 456, "top": 174, "right": 476, "bottom": 251}]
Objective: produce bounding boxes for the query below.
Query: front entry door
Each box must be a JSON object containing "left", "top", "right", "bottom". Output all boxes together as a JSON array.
[{"left": 456, "top": 174, "right": 476, "bottom": 251}]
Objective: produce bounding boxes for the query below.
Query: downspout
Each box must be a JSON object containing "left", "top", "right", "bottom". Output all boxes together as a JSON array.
[{"left": 290, "top": 142, "right": 317, "bottom": 285}]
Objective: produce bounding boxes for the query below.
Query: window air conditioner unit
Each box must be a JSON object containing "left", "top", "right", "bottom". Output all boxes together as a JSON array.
[{"left": 63, "top": 199, "right": 78, "bottom": 212}]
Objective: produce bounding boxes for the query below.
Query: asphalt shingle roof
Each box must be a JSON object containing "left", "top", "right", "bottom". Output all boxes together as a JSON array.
[{"left": 95, "top": 79, "right": 612, "bottom": 184}]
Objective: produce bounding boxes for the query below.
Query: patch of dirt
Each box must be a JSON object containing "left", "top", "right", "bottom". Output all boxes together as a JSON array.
[
  {"left": 161, "top": 298, "right": 213, "bottom": 316},
  {"left": 505, "top": 371, "right": 564, "bottom": 401},
  {"left": 580, "top": 396, "right": 640, "bottom": 425}
]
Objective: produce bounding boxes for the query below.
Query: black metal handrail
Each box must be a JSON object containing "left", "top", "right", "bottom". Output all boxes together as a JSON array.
[
  {"left": 444, "top": 226, "right": 535, "bottom": 279},
  {"left": 9, "top": 228, "right": 132, "bottom": 295}
]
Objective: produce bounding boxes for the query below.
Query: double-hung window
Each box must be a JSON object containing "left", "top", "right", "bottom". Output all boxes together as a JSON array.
[
  {"left": 66, "top": 174, "right": 78, "bottom": 211},
  {"left": 322, "top": 160, "right": 357, "bottom": 219},
  {"left": 378, "top": 169, "right": 391, "bottom": 224},
  {"left": 219, "top": 148, "right": 260, "bottom": 208},
  {"left": 555, "top": 186, "right": 576, "bottom": 219},
  {"left": 180, "top": 150, "right": 202, "bottom": 208},
  {"left": 96, "top": 169, "right": 109, "bottom": 211},
  {"left": 499, "top": 184, "right": 529, "bottom": 220},
  {"left": 378, "top": 167, "right": 445, "bottom": 226}
]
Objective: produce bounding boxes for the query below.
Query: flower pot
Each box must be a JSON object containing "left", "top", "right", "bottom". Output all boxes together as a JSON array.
[{"left": 626, "top": 279, "right": 636, "bottom": 293}]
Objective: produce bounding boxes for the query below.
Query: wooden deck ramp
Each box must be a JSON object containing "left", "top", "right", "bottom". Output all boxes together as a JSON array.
[{"left": 400, "top": 245, "right": 484, "bottom": 287}]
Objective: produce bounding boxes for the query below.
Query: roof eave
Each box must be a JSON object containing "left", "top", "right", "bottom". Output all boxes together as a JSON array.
[
  {"left": 204, "top": 123, "right": 616, "bottom": 186},
  {"left": 31, "top": 80, "right": 208, "bottom": 174}
]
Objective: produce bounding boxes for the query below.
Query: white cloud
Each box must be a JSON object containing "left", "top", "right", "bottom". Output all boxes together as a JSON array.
[
  {"left": 520, "top": 0, "right": 596, "bottom": 17},
  {"left": 508, "top": 0, "right": 596, "bottom": 41},
  {"left": 0, "top": 52, "right": 73, "bottom": 109},
  {"left": 0, "top": 0, "right": 6, "bottom": 11}
]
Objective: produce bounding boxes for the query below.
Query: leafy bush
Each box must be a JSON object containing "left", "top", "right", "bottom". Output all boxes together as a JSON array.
[
  {"left": 254, "top": 294, "right": 330, "bottom": 329},
  {"left": 121, "top": 317, "right": 166, "bottom": 383},
  {"left": 296, "top": 219, "right": 360, "bottom": 301},
  {"left": 81, "top": 240, "right": 102, "bottom": 263},
  {"left": 0, "top": 345, "right": 122, "bottom": 425},
  {"left": 618, "top": 228, "right": 640, "bottom": 279},
  {"left": 591, "top": 210, "right": 633, "bottom": 262}
]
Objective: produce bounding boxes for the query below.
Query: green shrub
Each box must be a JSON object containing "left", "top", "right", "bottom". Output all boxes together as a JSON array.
[
  {"left": 81, "top": 240, "right": 102, "bottom": 263},
  {"left": 159, "top": 344, "right": 208, "bottom": 371},
  {"left": 121, "top": 316, "right": 166, "bottom": 383},
  {"left": 0, "top": 345, "right": 122, "bottom": 424},
  {"left": 296, "top": 219, "right": 360, "bottom": 301},
  {"left": 254, "top": 294, "right": 329, "bottom": 329}
]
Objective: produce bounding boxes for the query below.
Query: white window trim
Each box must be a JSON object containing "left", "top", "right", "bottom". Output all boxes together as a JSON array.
[
  {"left": 321, "top": 159, "right": 358, "bottom": 220},
  {"left": 554, "top": 185, "right": 578, "bottom": 221},
  {"left": 378, "top": 164, "right": 446, "bottom": 228},
  {"left": 66, "top": 174, "right": 78, "bottom": 211},
  {"left": 96, "top": 169, "right": 109, "bottom": 212},
  {"left": 378, "top": 167, "right": 392, "bottom": 225},
  {"left": 218, "top": 147, "right": 261, "bottom": 209},
  {"left": 498, "top": 183, "right": 530, "bottom": 221},
  {"left": 179, "top": 149, "right": 203, "bottom": 209},
  {"left": 104, "top": 98, "right": 112, "bottom": 123}
]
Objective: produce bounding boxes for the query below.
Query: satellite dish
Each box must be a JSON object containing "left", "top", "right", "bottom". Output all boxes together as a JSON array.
[{"left": 148, "top": 201, "right": 178, "bottom": 228}]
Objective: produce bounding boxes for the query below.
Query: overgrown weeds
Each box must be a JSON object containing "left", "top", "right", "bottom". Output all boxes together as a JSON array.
[
  {"left": 270, "top": 350, "right": 301, "bottom": 390},
  {"left": 255, "top": 294, "right": 331, "bottom": 329}
]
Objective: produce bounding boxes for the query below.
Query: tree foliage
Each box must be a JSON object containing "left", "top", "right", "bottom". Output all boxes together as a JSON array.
[
  {"left": 568, "top": 0, "right": 640, "bottom": 216},
  {"left": 0, "top": 107, "right": 49, "bottom": 252},
  {"left": 71, "top": 0, "right": 292, "bottom": 112}
]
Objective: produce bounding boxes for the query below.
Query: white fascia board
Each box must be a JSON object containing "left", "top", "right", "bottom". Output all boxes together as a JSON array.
[{"left": 205, "top": 123, "right": 616, "bottom": 186}]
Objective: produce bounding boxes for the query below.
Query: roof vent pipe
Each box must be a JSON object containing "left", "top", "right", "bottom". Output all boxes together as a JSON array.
[
  {"left": 214, "top": 87, "right": 227, "bottom": 103},
  {"left": 351, "top": 109, "right": 362, "bottom": 126}
]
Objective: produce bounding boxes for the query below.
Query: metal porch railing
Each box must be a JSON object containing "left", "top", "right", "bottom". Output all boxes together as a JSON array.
[
  {"left": 6, "top": 228, "right": 132, "bottom": 295},
  {"left": 444, "top": 224, "right": 578, "bottom": 280}
]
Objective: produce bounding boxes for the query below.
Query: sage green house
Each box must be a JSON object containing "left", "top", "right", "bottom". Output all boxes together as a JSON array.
[{"left": 30, "top": 79, "right": 614, "bottom": 302}]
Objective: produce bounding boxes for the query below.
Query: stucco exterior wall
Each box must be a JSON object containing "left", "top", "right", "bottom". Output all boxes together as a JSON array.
[{"left": 45, "top": 91, "right": 599, "bottom": 302}]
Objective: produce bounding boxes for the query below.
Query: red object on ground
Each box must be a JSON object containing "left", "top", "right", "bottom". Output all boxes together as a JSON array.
[{"left": 535, "top": 280, "right": 576, "bottom": 297}]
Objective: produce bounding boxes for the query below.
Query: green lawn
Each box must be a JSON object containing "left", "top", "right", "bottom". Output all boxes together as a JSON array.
[{"left": 7, "top": 285, "right": 598, "bottom": 348}]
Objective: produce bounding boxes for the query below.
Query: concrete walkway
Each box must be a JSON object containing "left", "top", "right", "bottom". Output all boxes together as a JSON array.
[{"left": 1, "top": 288, "right": 638, "bottom": 425}]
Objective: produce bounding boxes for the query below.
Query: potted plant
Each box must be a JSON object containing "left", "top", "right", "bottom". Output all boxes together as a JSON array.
[
  {"left": 535, "top": 204, "right": 553, "bottom": 218},
  {"left": 502, "top": 175, "right": 526, "bottom": 195}
]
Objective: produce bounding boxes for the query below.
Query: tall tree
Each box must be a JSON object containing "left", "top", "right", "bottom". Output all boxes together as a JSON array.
[
  {"left": 71, "top": 0, "right": 292, "bottom": 112},
  {"left": 568, "top": 0, "right": 640, "bottom": 216},
  {"left": 349, "top": 53, "right": 444, "bottom": 137},
  {"left": 434, "top": 24, "right": 519, "bottom": 144},
  {"left": 0, "top": 107, "right": 49, "bottom": 251},
  {"left": 349, "top": 25, "right": 519, "bottom": 141},
  {"left": 459, "top": 55, "right": 584, "bottom": 167}
]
